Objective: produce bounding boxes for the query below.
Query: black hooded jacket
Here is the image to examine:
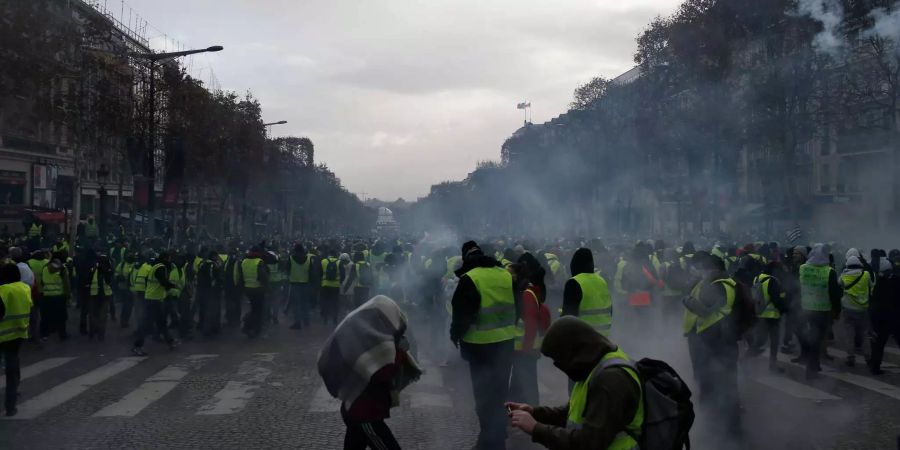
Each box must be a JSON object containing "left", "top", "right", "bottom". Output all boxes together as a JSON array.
[
  {"left": 449, "top": 254, "right": 520, "bottom": 345},
  {"left": 562, "top": 248, "right": 594, "bottom": 316}
]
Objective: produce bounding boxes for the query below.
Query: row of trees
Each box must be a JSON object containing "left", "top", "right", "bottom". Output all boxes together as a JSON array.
[
  {"left": 0, "top": 0, "right": 373, "bottom": 238},
  {"left": 406, "top": 0, "right": 900, "bottom": 241}
]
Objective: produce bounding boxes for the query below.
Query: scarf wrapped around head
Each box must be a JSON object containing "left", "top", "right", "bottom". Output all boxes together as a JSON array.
[{"left": 317, "top": 295, "right": 420, "bottom": 407}]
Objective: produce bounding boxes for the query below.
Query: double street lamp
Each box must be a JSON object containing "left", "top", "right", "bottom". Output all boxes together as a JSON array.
[{"left": 131, "top": 45, "right": 223, "bottom": 233}]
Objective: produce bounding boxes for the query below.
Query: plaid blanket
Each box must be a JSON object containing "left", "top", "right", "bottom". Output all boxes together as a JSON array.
[{"left": 317, "top": 295, "right": 421, "bottom": 407}]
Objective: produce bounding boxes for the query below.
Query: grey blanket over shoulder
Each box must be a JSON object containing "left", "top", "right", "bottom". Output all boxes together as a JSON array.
[{"left": 317, "top": 295, "right": 420, "bottom": 407}]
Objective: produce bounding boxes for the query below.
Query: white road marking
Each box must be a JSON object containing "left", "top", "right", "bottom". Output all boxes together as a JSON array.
[
  {"left": 93, "top": 354, "right": 218, "bottom": 417},
  {"left": 308, "top": 384, "right": 341, "bottom": 413},
  {"left": 7, "top": 357, "right": 146, "bottom": 420},
  {"left": 753, "top": 375, "right": 841, "bottom": 401},
  {"left": 827, "top": 347, "right": 899, "bottom": 372},
  {"left": 0, "top": 357, "right": 77, "bottom": 389},
  {"left": 196, "top": 353, "right": 275, "bottom": 415},
  {"left": 777, "top": 353, "right": 900, "bottom": 401},
  {"left": 410, "top": 392, "right": 453, "bottom": 408}
]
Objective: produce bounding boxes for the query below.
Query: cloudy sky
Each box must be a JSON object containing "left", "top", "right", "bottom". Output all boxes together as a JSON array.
[{"left": 128, "top": 0, "right": 682, "bottom": 200}]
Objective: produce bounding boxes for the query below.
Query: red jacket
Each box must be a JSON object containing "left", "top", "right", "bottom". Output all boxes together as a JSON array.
[
  {"left": 519, "top": 285, "right": 551, "bottom": 352},
  {"left": 345, "top": 349, "right": 407, "bottom": 422}
]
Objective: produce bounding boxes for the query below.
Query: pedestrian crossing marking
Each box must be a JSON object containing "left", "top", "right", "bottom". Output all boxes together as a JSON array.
[
  {"left": 196, "top": 353, "right": 275, "bottom": 415},
  {"left": 753, "top": 375, "right": 841, "bottom": 401},
  {"left": 308, "top": 384, "right": 341, "bottom": 413},
  {"left": 776, "top": 353, "right": 900, "bottom": 401},
  {"left": 93, "top": 354, "right": 219, "bottom": 417},
  {"left": 0, "top": 357, "right": 77, "bottom": 389},
  {"left": 7, "top": 357, "right": 146, "bottom": 420},
  {"left": 827, "top": 347, "right": 899, "bottom": 372}
]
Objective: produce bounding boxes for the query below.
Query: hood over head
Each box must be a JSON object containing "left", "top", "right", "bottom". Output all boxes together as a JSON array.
[
  {"left": 845, "top": 248, "right": 861, "bottom": 260},
  {"left": 807, "top": 244, "right": 829, "bottom": 266},
  {"left": 569, "top": 248, "right": 594, "bottom": 276},
  {"left": 540, "top": 316, "right": 616, "bottom": 381}
]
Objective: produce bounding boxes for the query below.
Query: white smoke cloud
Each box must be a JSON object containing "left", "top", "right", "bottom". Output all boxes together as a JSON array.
[
  {"left": 796, "top": 0, "right": 847, "bottom": 57},
  {"left": 866, "top": 2, "right": 900, "bottom": 50}
]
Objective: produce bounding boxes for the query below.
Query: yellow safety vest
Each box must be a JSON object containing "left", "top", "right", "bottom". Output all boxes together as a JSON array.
[
  {"left": 320, "top": 257, "right": 341, "bottom": 288},
  {"left": 40, "top": 266, "right": 65, "bottom": 297},
  {"left": 800, "top": 264, "right": 832, "bottom": 312},
  {"left": 289, "top": 254, "right": 312, "bottom": 283},
  {"left": 27, "top": 258, "right": 48, "bottom": 285},
  {"left": 144, "top": 263, "right": 168, "bottom": 300},
  {"left": 571, "top": 272, "right": 613, "bottom": 336},
  {"left": 131, "top": 263, "right": 151, "bottom": 293},
  {"left": 754, "top": 274, "right": 781, "bottom": 319},
  {"left": 462, "top": 266, "right": 516, "bottom": 344},
  {"left": 567, "top": 348, "right": 643, "bottom": 450},
  {"left": 241, "top": 258, "right": 262, "bottom": 289},
  {"left": 682, "top": 278, "right": 736, "bottom": 334},
  {"left": 0, "top": 281, "right": 33, "bottom": 342},
  {"left": 29, "top": 223, "right": 42, "bottom": 237},
  {"left": 168, "top": 266, "right": 185, "bottom": 298},
  {"left": 90, "top": 268, "right": 113, "bottom": 297},
  {"left": 514, "top": 288, "right": 544, "bottom": 351},
  {"left": 840, "top": 271, "right": 870, "bottom": 311},
  {"left": 355, "top": 262, "right": 372, "bottom": 288},
  {"left": 269, "top": 263, "right": 283, "bottom": 283}
]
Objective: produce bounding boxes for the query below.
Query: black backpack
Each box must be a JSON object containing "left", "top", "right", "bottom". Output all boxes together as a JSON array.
[
  {"left": 601, "top": 357, "right": 695, "bottom": 450},
  {"left": 357, "top": 263, "right": 375, "bottom": 287},
  {"left": 324, "top": 259, "right": 339, "bottom": 282}
]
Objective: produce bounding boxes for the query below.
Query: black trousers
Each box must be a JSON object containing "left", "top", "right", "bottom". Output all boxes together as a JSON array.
[
  {"left": 225, "top": 287, "right": 242, "bottom": 326},
  {"left": 243, "top": 288, "right": 266, "bottom": 337},
  {"left": 320, "top": 287, "right": 340, "bottom": 326},
  {"left": 88, "top": 295, "right": 110, "bottom": 340},
  {"left": 39, "top": 295, "right": 68, "bottom": 339},
  {"left": 1, "top": 338, "right": 23, "bottom": 413},
  {"left": 508, "top": 351, "right": 539, "bottom": 406},
  {"left": 870, "top": 315, "right": 900, "bottom": 371},
  {"left": 752, "top": 317, "right": 781, "bottom": 366},
  {"left": 461, "top": 340, "right": 513, "bottom": 450},
  {"left": 119, "top": 291, "right": 134, "bottom": 327},
  {"left": 692, "top": 325, "right": 740, "bottom": 438},
  {"left": 200, "top": 287, "right": 223, "bottom": 336},
  {"left": 134, "top": 301, "right": 173, "bottom": 348},
  {"left": 341, "top": 408, "right": 401, "bottom": 450},
  {"left": 800, "top": 310, "right": 832, "bottom": 375}
]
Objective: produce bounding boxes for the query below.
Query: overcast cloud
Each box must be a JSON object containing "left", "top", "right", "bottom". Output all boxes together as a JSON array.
[{"left": 129, "top": 0, "right": 682, "bottom": 200}]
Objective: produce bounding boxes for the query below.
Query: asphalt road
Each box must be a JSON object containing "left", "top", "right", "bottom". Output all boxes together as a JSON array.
[{"left": 1, "top": 303, "right": 899, "bottom": 450}]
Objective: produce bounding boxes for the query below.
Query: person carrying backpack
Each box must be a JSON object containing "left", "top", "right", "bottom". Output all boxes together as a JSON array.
[
  {"left": 746, "top": 260, "right": 787, "bottom": 372},
  {"left": 506, "top": 316, "right": 693, "bottom": 450},
  {"left": 319, "top": 247, "right": 342, "bottom": 326}
]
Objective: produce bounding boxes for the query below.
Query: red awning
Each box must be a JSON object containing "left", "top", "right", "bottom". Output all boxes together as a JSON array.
[{"left": 34, "top": 211, "right": 66, "bottom": 224}]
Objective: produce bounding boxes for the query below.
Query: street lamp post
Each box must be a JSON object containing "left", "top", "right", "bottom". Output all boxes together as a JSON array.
[
  {"left": 97, "top": 163, "right": 110, "bottom": 238},
  {"left": 132, "top": 45, "right": 222, "bottom": 235},
  {"left": 263, "top": 120, "right": 287, "bottom": 138}
]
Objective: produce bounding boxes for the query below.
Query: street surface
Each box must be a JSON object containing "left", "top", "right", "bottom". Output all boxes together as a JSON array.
[{"left": 1, "top": 309, "right": 899, "bottom": 450}]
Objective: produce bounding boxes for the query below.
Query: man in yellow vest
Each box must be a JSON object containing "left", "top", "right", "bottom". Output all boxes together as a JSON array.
[
  {"left": 506, "top": 316, "right": 642, "bottom": 449},
  {"left": 681, "top": 252, "right": 741, "bottom": 437},
  {"left": 288, "top": 243, "right": 315, "bottom": 330},
  {"left": 39, "top": 255, "right": 70, "bottom": 341},
  {"left": 319, "top": 247, "right": 342, "bottom": 327},
  {"left": 237, "top": 245, "right": 269, "bottom": 338},
  {"left": 744, "top": 258, "right": 786, "bottom": 373},
  {"left": 796, "top": 244, "right": 842, "bottom": 379},
  {"left": 166, "top": 252, "right": 189, "bottom": 339},
  {"left": 839, "top": 255, "right": 871, "bottom": 367},
  {"left": 130, "top": 254, "right": 152, "bottom": 327},
  {"left": 132, "top": 253, "right": 177, "bottom": 356},
  {"left": 449, "top": 241, "right": 518, "bottom": 450},
  {"left": 87, "top": 254, "right": 114, "bottom": 341},
  {"left": 562, "top": 248, "right": 613, "bottom": 337},
  {"left": 115, "top": 252, "right": 136, "bottom": 328},
  {"left": 197, "top": 250, "right": 224, "bottom": 337},
  {"left": 1, "top": 262, "right": 34, "bottom": 417}
]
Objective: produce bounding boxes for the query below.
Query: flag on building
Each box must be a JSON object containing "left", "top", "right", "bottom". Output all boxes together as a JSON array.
[{"left": 516, "top": 102, "right": 531, "bottom": 109}]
